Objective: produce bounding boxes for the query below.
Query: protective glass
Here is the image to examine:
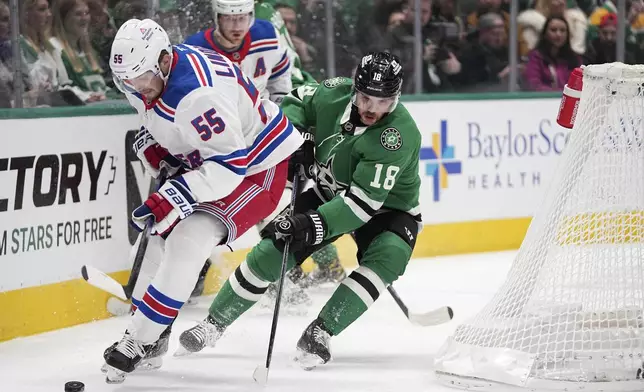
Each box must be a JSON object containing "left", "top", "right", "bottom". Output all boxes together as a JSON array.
[
  {"left": 217, "top": 13, "right": 253, "bottom": 31},
  {"left": 353, "top": 91, "right": 398, "bottom": 113},
  {"left": 113, "top": 70, "right": 159, "bottom": 95}
]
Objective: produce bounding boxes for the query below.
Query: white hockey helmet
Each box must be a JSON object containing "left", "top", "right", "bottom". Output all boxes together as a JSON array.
[
  {"left": 213, "top": 0, "right": 255, "bottom": 24},
  {"left": 110, "top": 19, "right": 173, "bottom": 93}
]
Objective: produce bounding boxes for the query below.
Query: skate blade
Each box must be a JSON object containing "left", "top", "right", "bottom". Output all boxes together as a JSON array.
[
  {"left": 294, "top": 348, "right": 324, "bottom": 371},
  {"left": 101, "top": 357, "right": 162, "bottom": 374},
  {"left": 173, "top": 345, "right": 194, "bottom": 357},
  {"left": 105, "top": 365, "right": 127, "bottom": 384},
  {"left": 139, "top": 357, "right": 163, "bottom": 371}
]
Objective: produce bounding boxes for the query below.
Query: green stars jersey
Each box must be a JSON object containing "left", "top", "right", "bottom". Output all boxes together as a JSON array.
[
  {"left": 281, "top": 78, "right": 422, "bottom": 239},
  {"left": 255, "top": 1, "right": 317, "bottom": 88}
]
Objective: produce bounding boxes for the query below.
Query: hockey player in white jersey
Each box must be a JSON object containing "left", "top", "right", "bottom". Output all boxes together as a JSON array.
[
  {"left": 103, "top": 18, "right": 303, "bottom": 384},
  {"left": 184, "top": 0, "right": 291, "bottom": 104}
]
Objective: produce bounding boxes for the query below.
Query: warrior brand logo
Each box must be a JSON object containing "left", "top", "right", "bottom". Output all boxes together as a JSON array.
[
  {"left": 0, "top": 151, "right": 115, "bottom": 212},
  {"left": 277, "top": 220, "right": 291, "bottom": 231},
  {"left": 310, "top": 213, "right": 324, "bottom": 245},
  {"left": 420, "top": 120, "right": 462, "bottom": 202}
]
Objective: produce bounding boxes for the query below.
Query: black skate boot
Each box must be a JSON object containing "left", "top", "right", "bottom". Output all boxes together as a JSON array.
[
  {"left": 187, "top": 259, "right": 212, "bottom": 305},
  {"left": 294, "top": 318, "right": 333, "bottom": 370},
  {"left": 104, "top": 333, "right": 151, "bottom": 384},
  {"left": 101, "top": 325, "right": 171, "bottom": 373},
  {"left": 174, "top": 315, "right": 226, "bottom": 356}
]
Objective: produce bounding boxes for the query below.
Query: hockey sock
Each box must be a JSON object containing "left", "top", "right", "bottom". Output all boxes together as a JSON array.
[
  {"left": 319, "top": 232, "right": 411, "bottom": 335},
  {"left": 208, "top": 260, "right": 271, "bottom": 326},
  {"left": 310, "top": 244, "right": 340, "bottom": 267},
  {"left": 130, "top": 214, "right": 225, "bottom": 344},
  {"left": 209, "top": 238, "right": 297, "bottom": 325},
  {"left": 318, "top": 263, "right": 394, "bottom": 335}
]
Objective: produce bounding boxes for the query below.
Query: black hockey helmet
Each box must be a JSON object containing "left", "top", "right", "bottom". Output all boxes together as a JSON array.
[{"left": 354, "top": 52, "right": 403, "bottom": 98}]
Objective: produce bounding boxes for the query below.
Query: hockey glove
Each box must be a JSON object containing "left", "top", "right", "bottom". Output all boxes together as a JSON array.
[
  {"left": 288, "top": 127, "right": 315, "bottom": 180},
  {"left": 274, "top": 210, "right": 326, "bottom": 253},
  {"left": 133, "top": 127, "right": 184, "bottom": 179},
  {"left": 132, "top": 179, "right": 196, "bottom": 237}
]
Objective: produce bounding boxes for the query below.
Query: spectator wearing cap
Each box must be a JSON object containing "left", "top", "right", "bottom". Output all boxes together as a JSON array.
[
  {"left": 584, "top": 13, "right": 636, "bottom": 64},
  {"left": 453, "top": 12, "right": 511, "bottom": 91}
]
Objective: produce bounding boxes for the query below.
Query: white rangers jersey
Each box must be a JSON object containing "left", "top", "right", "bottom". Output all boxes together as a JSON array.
[
  {"left": 125, "top": 44, "right": 302, "bottom": 204},
  {"left": 184, "top": 19, "right": 292, "bottom": 103}
]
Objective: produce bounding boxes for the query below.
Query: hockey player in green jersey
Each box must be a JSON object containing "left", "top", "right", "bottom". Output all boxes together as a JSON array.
[
  {"left": 177, "top": 52, "right": 422, "bottom": 369},
  {"left": 256, "top": 0, "right": 346, "bottom": 287}
]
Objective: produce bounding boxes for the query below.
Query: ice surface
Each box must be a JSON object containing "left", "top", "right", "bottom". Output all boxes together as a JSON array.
[{"left": 0, "top": 251, "right": 515, "bottom": 392}]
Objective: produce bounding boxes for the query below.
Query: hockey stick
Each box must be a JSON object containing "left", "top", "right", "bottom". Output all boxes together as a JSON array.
[
  {"left": 346, "top": 233, "right": 454, "bottom": 327},
  {"left": 253, "top": 171, "right": 302, "bottom": 385},
  {"left": 81, "top": 174, "right": 163, "bottom": 301},
  {"left": 387, "top": 285, "right": 454, "bottom": 326}
]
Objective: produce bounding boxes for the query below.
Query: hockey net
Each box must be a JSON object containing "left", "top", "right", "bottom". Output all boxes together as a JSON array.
[{"left": 434, "top": 62, "right": 644, "bottom": 391}]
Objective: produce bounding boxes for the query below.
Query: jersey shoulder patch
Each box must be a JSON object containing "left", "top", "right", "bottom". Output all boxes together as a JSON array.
[
  {"left": 323, "top": 77, "right": 348, "bottom": 88},
  {"left": 380, "top": 127, "right": 403, "bottom": 151},
  {"left": 249, "top": 19, "right": 278, "bottom": 41}
]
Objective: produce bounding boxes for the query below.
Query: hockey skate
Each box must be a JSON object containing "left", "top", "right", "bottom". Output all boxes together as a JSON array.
[
  {"left": 294, "top": 318, "right": 332, "bottom": 370},
  {"left": 260, "top": 270, "right": 312, "bottom": 314},
  {"left": 186, "top": 259, "right": 211, "bottom": 306},
  {"left": 306, "top": 258, "right": 346, "bottom": 287},
  {"left": 104, "top": 333, "right": 154, "bottom": 384},
  {"left": 174, "top": 315, "right": 226, "bottom": 356},
  {"left": 101, "top": 325, "right": 171, "bottom": 374}
]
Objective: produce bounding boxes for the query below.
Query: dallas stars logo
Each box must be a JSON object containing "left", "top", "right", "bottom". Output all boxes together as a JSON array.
[
  {"left": 316, "top": 155, "right": 348, "bottom": 196},
  {"left": 381, "top": 128, "right": 402, "bottom": 151}
]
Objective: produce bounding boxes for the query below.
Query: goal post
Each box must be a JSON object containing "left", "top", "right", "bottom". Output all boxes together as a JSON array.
[{"left": 434, "top": 63, "right": 644, "bottom": 391}]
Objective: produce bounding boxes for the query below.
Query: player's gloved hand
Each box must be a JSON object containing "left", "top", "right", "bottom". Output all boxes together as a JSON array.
[
  {"left": 132, "top": 179, "right": 196, "bottom": 237},
  {"left": 288, "top": 127, "right": 315, "bottom": 180},
  {"left": 133, "top": 127, "right": 184, "bottom": 179},
  {"left": 274, "top": 210, "right": 326, "bottom": 252}
]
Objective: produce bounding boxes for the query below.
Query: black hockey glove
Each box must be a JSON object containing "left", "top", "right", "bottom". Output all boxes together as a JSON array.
[
  {"left": 274, "top": 211, "right": 327, "bottom": 253},
  {"left": 288, "top": 127, "right": 315, "bottom": 180}
]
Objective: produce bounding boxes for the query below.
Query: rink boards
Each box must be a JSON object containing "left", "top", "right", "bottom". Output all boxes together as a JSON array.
[{"left": 0, "top": 93, "right": 566, "bottom": 342}]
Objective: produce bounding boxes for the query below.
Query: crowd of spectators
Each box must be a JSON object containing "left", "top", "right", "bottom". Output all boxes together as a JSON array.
[{"left": 0, "top": 0, "right": 642, "bottom": 108}]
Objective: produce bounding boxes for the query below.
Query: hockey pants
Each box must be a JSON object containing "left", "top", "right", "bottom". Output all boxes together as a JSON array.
[{"left": 207, "top": 188, "right": 419, "bottom": 336}]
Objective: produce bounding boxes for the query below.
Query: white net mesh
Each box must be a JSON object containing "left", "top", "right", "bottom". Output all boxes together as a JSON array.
[{"left": 434, "top": 63, "right": 644, "bottom": 391}]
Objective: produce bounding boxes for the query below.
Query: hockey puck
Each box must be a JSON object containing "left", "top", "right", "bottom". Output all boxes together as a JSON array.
[{"left": 64, "top": 381, "right": 85, "bottom": 392}]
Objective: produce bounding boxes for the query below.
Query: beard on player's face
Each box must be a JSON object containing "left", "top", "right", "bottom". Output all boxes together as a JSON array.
[{"left": 358, "top": 109, "right": 385, "bottom": 125}]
